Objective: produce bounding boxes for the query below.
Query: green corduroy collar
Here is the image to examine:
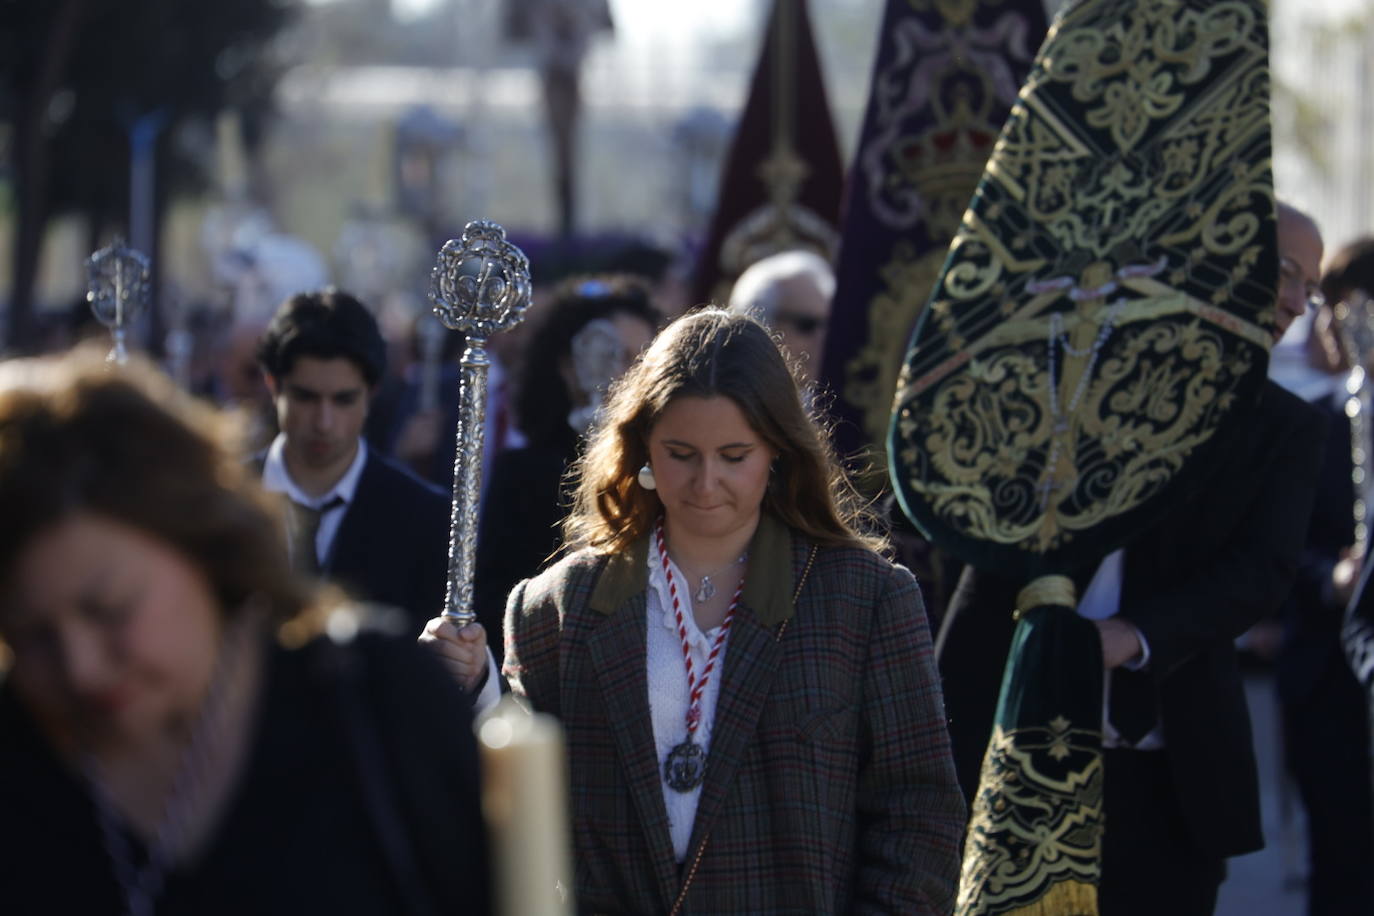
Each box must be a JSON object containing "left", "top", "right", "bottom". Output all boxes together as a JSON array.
[{"left": 588, "top": 512, "right": 796, "bottom": 627}]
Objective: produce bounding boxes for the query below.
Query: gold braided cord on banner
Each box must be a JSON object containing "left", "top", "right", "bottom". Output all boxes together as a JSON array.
[
  {"left": 958, "top": 722, "right": 1104, "bottom": 916},
  {"left": 1016, "top": 575, "right": 1076, "bottom": 616}
]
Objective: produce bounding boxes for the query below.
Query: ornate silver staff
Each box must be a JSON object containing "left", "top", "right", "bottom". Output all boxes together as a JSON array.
[
  {"left": 86, "top": 240, "right": 151, "bottom": 365},
  {"left": 1333, "top": 289, "right": 1374, "bottom": 554},
  {"left": 430, "top": 220, "right": 532, "bottom": 627}
]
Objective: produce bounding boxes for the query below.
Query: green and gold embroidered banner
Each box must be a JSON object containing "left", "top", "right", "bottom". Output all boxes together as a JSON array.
[
  {"left": 886, "top": 2, "right": 1279, "bottom": 913},
  {"left": 889, "top": 0, "right": 1278, "bottom": 581}
]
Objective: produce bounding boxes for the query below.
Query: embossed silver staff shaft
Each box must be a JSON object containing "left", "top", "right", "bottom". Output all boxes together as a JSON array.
[
  {"left": 446, "top": 335, "right": 490, "bottom": 625},
  {"left": 430, "top": 220, "right": 532, "bottom": 627}
]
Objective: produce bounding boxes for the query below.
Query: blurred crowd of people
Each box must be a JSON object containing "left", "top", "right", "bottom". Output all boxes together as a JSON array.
[
  {"left": 5, "top": 231, "right": 973, "bottom": 914},
  {"left": 6, "top": 196, "right": 1374, "bottom": 914}
]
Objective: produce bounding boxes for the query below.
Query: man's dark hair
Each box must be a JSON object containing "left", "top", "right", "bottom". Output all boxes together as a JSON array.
[{"left": 257, "top": 289, "right": 387, "bottom": 386}]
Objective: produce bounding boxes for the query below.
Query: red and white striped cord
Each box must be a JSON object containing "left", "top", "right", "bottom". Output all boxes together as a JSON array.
[{"left": 655, "top": 521, "right": 742, "bottom": 734}]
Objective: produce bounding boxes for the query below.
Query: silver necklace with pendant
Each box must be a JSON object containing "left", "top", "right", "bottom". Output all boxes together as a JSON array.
[{"left": 689, "top": 551, "right": 748, "bottom": 602}]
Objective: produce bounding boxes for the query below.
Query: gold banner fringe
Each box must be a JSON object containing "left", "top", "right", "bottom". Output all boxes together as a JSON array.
[{"left": 1001, "top": 879, "right": 1097, "bottom": 916}]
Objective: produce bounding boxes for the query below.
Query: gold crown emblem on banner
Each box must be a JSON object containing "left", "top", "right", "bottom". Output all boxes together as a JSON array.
[{"left": 899, "top": 104, "right": 999, "bottom": 242}]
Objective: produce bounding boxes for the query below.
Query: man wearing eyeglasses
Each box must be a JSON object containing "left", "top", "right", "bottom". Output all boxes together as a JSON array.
[
  {"left": 938, "top": 202, "right": 1331, "bottom": 914},
  {"left": 1275, "top": 201, "right": 1326, "bottom": 342},
  {"left": 1266, "top": 204, "right": 1374, "bottom": 915},
  {"left": 727, "top": 249, "right": 833, "bottom": 386}
]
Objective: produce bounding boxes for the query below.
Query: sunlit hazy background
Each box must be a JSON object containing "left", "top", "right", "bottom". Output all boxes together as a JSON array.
[{"left": 3, "top": 0, "right": 1373, "bottom": 349}]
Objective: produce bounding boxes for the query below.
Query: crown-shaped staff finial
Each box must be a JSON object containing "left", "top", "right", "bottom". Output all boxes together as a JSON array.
[{"left": 430, "top": 219, "right": 532, "bottom": 339}]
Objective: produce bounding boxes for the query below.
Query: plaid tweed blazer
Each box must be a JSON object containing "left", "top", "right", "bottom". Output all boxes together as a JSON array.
[{"left": 503, "top": 513, "right": 965, "bottom": 914}]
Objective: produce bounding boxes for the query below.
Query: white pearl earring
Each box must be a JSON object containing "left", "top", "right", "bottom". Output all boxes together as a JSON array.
[{"left": 637, "top": 462, "right": 657, "bottom": 490}]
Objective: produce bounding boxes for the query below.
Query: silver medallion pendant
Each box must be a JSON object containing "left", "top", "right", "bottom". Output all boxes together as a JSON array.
[
  {"left": 694, "top": 576, "right": 716, "bottom": 602},
  {"left": 664, "top": 739, "right": 707, "bottom": 792}
]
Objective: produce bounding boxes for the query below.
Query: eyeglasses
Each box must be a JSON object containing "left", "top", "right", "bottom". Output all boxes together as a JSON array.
[
  {"left": 773, "top": 311, "right": 826, "bottom": 335},
  {"left": 1280, "top": 256, "right": 1327, "bottom": 310}
]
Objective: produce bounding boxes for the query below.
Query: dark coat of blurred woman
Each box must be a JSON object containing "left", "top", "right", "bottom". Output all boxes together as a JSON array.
[{"left": 0, "top": 349, "right": 489, "bottom": 916}]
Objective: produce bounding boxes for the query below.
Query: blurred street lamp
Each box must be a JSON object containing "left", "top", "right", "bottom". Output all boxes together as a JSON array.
[
  {"left": 394, "top": 104, "right": 466, "bottom": 241},
  {"left": 673, "top": 106, "right": 731, "bottom": 236}
]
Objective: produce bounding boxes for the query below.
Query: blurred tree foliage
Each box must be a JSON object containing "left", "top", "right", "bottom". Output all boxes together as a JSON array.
[{"left": 0, "top": 0, "right": 300, "bottom": 351}]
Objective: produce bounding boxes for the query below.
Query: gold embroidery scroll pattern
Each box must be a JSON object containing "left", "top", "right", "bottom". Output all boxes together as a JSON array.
[
  {"left": 1154, "top": 67, "right": 1270, "bottom": 205},
  {"left": 986, "top": 4, "right": 1269, "bottom": 262},
  {"left": 896, "top": 314, "right": 1253, "bottom": 550},
  {"left": 1057, "top": 320, "right": 1255, "bottom": 532},
  {"left": 1041, "top": 2, "right": 1258, "bottom": 153},
  {"left": 891, "top": 0, "right": 1274, "bottom": 553},
  {"left": 957, "top": 721, "right": 1104, "bottom": 916},
  {"left": 1001, "top": 107, "right": 1267, "bottom": 265},
  {"left": 844, "top": 244, "right": 947, "bottom": 462},
  {"left": 898, "top": 349, "right": 1049, "bottom": 546}
]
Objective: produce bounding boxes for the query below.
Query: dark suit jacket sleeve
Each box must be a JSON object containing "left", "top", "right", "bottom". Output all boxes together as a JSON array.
[
  {"left": 1122, "top": 398, "right": 1328, "bottom": 678},
  {"left": 855, "top": 563, "right": 966, "bottom": 914},
  {"left": 1286, "top": 398, "right": 1356, "bottom": 626},
  {"left": 502, "top": 576, "right": 562, "bottom": 719}
]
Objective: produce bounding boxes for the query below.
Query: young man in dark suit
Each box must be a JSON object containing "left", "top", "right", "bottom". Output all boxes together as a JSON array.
[
  {"left": 255, "top": 289, "right": 459, "bottom": 636},
  {"left": 937, "top": 203, "right": 1330, "bottom": 916}
]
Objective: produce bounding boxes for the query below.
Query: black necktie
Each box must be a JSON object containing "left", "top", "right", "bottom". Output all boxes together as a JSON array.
[{"left": 1109, "top": 666, "right": 1158, "bottom": 746}]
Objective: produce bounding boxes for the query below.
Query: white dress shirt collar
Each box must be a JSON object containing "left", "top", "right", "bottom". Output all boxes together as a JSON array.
[{"left": 261, "top": 433, "right": 368, "bottom": 509}]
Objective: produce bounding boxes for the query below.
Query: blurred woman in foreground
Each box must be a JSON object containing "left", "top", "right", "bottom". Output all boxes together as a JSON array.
[{"left": 0, "top": 349, "right": 488, "bottom": 915}]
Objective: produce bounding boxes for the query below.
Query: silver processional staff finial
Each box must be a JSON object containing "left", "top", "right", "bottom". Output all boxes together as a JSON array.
[
  {"left": 431, "top": 219, "right": 532, "bottom": 338},
  {"left": 86, "top": 239, "right": 151, "bottom": 365}
]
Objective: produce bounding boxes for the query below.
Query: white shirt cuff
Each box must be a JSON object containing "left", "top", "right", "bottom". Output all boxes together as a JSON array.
[
  {"left": 472, "top": 647, "right": 502, "bottom": 715},
  {"left": 1122, "top": 623, "right": 1151, "bottom": 670}
]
